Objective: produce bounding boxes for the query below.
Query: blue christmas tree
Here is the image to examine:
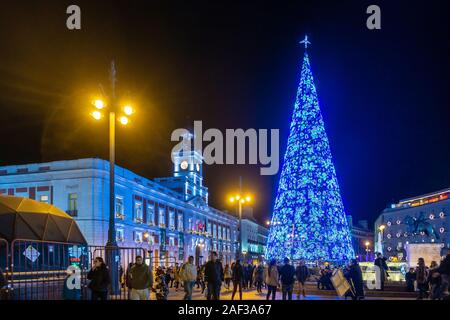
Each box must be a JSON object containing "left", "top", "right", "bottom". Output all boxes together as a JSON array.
[{"left": 266, "top": 37, "right": 354, "bottom": 262}]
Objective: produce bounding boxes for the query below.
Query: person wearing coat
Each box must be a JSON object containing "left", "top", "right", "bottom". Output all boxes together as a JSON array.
[
  {"left": 231, "top": 260, "right": 244, "bottom": 300},
  {"left": 345, "top": 259, "right": 365, "bottom": 300},
  {"left": 295, "top": 260, "right": 309, "bottom": 298},
  {"left": 87, "top": 257, "right": 111, "bottom": 300},
  {"left": 416, "top": 257, "right": 429, "bottom": 300},
  {"left": 264, "top": 259, "right": 279, "bottom": 300},
  {"left": 204, "top": 252, "right": 224, "bottom": 300},
  {"left": 374, "top": 253, "right": 389, "bottom": 290}
]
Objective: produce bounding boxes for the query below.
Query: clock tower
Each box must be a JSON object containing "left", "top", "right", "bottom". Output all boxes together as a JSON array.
[{"left": 155, "top": 132, "right": 208, "bottom": 203}]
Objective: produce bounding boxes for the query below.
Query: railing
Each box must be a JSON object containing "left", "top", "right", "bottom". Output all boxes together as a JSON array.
[{"left": 0, "top": 239, "right": 150, "bottom": 300}]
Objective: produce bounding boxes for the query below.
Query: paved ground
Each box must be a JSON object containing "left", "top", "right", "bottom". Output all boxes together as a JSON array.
[{"left": 158, "top": 285, "right": 412, "bottom": 300}]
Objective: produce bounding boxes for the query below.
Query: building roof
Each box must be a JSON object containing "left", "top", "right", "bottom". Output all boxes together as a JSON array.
[{"left": 0, "top": 195, "right": 87, "bottom": 244}]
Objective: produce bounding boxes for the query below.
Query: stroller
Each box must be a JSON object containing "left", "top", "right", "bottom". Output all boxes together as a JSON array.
[{"left": 155, "top": 274, "right": 169, "bottom": 300}]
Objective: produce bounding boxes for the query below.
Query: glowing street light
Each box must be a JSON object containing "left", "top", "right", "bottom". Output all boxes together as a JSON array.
[
  {"left": 89, "top": 61, "right": 136, "bottom": 295},
  {"left": 92, "top": 110, "right": 102, "bottom": 120},
  {"left": 228, "top": 192, "right": 254, "bottom": 260},
  {"left": 119, "top": 115, "right": 129, "bottom": 125},
  {"left": 123, "top": 105, "right": 134, "bottom": 116},
  {"left": 93, "top": 99, "right": 105, "bottom": 110}
]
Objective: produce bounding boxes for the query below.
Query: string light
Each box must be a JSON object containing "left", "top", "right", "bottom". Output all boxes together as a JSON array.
[{"left": 265, "top": 49, "right": 354, "bottom": 262}]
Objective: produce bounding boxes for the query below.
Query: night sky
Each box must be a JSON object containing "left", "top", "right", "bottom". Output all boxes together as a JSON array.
[{"left": 0, "top": 0, "right": 448, "bottom": 227}]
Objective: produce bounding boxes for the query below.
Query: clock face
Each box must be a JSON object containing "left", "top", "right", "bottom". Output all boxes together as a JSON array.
[
  {"left": 196, "top": 163, "right": 200, "bottom": 172},
  {"left": 180, "top": 160, "right": 188, "bottom": 170}
]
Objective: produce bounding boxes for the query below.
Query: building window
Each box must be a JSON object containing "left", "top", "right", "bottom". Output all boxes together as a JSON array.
[
  {"left": 177, "top": 213, "right": 183, "bottom": 231},
  {"left": 440, "top": 227, "right": 445, "bottom": 233},
  {"left": 159, "top": 208, "right": 166, "bottom": 227},
  {"left": 67, "top": 193, "right": 78, "bottom": 217},
  {"left": 207, "top": 222, "right": 212, "bottom": 236},
  {"left": 115, "top": 196, "right": 124, "bottom": 220},
  {"left": 213, "top": 224, "right": 217, "bottom": 238},
  {"left": 40, "top": 195, "right": 49, "bottom": 204},
  {"left": 117, "top": 228, "right": 124, "bottom": 242},
  {"left": 439, "top": 211, "right": 445, "bottom": 218},
  {"left": 188, "top": 218, "right": 193, "bottom": 232},
  {"left": 429, "top": 214, "right": 435, "bottom": 220},
  {"left": 147, "top": 204, "right": 155, "bottom": 225},
  {"left": 134, "top": 202, "right": 143, "bottom": 223},
  {"left": 169, "top": 210, "right": 175, "bottom": 230},
  {"left": 134, "top": 231, "right": 143, "bottom": 243},
  {"left": 169, "top": 237, "right": 175, "bottom": 246}
]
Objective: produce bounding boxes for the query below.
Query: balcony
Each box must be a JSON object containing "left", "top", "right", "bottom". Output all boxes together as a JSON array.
[
  {"left": 134, "top": 217, "right": 144, "bottom": 224},
  {"left": 66, "top": 210, "right": 78, "bottom": 217},
  {"left": 116, "top": 236, "right": 124, "bottom": 242},
  {"left": 115, "top": 212, "right": 125, "bottom": 220}
]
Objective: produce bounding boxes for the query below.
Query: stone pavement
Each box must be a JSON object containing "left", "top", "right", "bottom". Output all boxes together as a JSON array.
[{"left": 158, "top": 285, "right": 413, "bottom": 300}]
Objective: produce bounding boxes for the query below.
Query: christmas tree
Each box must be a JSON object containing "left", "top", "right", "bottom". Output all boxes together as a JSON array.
[{"left": 266, "top": 36, "right": 354, "bottom": 262}]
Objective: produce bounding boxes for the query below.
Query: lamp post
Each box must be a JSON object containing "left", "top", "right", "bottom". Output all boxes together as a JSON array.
[
  {"left": 229, "top": 194, "right": 252, "bottom": 261},
  {"left": 90, "top": 61, "right": 135, "bottom": 296},
  {"left": 378, "top": 224, "right": 386, "bottom": 255},
  {"left": 365, "top": 241, "right": 371, "bottom": 262}
]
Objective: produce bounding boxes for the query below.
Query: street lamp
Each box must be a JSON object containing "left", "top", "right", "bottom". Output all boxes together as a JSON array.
[
  {"left": 228, "top": 193, "right": 252, "bottom": 261},
  {"left": 378, "top": 224, "right": 386, "bottom": 254},
  {"left": 90, "top": 61, "right": 135, "bottom": 295},
  {"left": 365, "top": 240, "right": 370, "bottom": 262}
]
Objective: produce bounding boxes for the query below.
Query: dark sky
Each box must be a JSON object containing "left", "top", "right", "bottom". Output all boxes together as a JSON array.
[{"left": 0, "top": 0, "right": 449, "bottom": 227}]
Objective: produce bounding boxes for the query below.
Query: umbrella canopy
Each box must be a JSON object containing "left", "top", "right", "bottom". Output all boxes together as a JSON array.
[{"left": 0, "top": 195, "right": 87, "bottom": 244}]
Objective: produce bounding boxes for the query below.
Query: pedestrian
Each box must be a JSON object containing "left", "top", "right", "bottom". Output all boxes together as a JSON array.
[
  {"left": 279, "top": 257, "right": 296, "bottom": 300},
  {"left": 231, "top": 260, "right": 244, "bottom": 300},
  {"left": 345, "top": 259, "right": 365, "bottom": 300},
  {"left": 434, "top": 249, "right": 450, "bottom": 299},
  {"left": 264, "top": 259, "right": 279, "bottom": 300},
  {"left": 173, "top": 263, "right": 181, "bottom": 291},
  {"left": 125, "top": 262, "right": 134, "bottom": 298},
  {"left": 295, "top": 260, "right": 309, "bottom": 298},
  {"left": 179, "top": 256, "right": 197, "bottom": 300},
  {"left": 247, "top": 263, "right": 254, "bottom": 289},
  {"left": 204, "top": 251, "right": 224, "bottom": 300},
  {"left": 253, "top": 262, "right": 264, "bottom": 293},
  {"left": 428, "top": 261, "right": 442, "bottom": 300},
  {"left": 87, "top": 257, "right": 111, "bottom": 300},
  {"left": 374, "top": 252, "right": 389, "bottom": 290},
  {"left": 128, "top": 256, "right": 153, "bottom": 300},
  {"left": 415, "top": 257, "right": 429, "bottom": 300},
  {"left": 168, "top": 266, "right": 175, "bottom": 288},
  {"left": 224, "top": 264, "right": 232, "bottom": 290},
  {"left": 199, "top": 264, "right": 206, "bottom": 294},
  {"left": 405, "top": 267, "right": 416, "bottom": 292}
]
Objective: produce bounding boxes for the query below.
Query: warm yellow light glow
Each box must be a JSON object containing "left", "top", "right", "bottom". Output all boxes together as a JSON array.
[
  {"left": 119, "top": 116, "right": 129, "bottom": 125},
  {"left": 240, "top": 199, "right": 245, "bottom": 204},
  {"left": 93, "top": 99, "right": 105, "bottom": 110},
  {"left": 245, "top": 196, "right": 251, "bottom": 202},
  {"left": 229, "top": 197, "right": 235, "bottom": 203},
  {"left": 92, "top": 110, "right": 102, "bottom": 120},
  {"left": 235, "top": 195, "right": 240, "bottom": 200},
  {"left": 265, "top": 220, "right": 270, "bottom": 226},
  {"left": 143, "top": 232, "right": 149, "bottom": 239},
  {"left": 365, "top": 241, "right": 370, "bottom": 246},
  {"left": 379, "top": 225, "right": 386, "bottom": 231},
  {"left": 123, "top": 105, "right": 134, "bottom": 116}
]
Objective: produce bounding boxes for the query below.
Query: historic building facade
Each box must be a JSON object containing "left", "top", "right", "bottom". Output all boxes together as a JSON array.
[
  {"left": 346, "top": 216, "right": 374, "bottom": 261},
  {"left": 0, "top": 155, "right": 238, "bottom": 266},
  {"left": 241, "top": 207, "right": 269, "bottom": 264},
  {"left": 374, "top": 188, "right": 449, "bottom": 260}
]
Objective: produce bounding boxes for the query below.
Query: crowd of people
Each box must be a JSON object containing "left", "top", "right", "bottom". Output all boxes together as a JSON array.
[
  {"left": 404, "top": 252, "right": 450, "bottom": 300},
  {"left": 2, "top": 248, "right": 449, "bottom": 300}
]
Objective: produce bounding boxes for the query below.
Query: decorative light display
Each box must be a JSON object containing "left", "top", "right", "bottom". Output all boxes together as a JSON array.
[{"left": 265, "top": 39, "right": 354, "bottom": 262}]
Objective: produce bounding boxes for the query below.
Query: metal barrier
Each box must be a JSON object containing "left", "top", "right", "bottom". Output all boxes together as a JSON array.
[
  {"left": 10, "top": 239, "right": 88, "bottom": 300},
  {"left": 83, "top": 246, "right": 147, "bottom": 300},
  {"left": 0, "top": 239, "right": 152, "bottom": 300}
]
